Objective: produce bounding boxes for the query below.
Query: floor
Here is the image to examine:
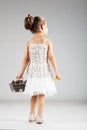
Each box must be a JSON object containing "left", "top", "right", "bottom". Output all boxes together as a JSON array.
[{"left": 0, "top": 101, "right": 87, "bottom": 130}]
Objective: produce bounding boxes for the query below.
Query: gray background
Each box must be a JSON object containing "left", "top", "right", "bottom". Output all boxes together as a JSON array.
[{"left": 0, "top": 0, "right": 86, "bottom": 101}]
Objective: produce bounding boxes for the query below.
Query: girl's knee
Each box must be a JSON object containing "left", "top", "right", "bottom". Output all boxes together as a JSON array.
[
  {"left": 38, "top": 94, "right": 45, "bottom": 98},
  {"left": 31, "top": 95, "right": 38, "bottom": 99}
]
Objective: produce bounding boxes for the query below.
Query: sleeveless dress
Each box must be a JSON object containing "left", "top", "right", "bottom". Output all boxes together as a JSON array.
[{"left": 24, "top": 39, "right": 57, "bottom": 97}]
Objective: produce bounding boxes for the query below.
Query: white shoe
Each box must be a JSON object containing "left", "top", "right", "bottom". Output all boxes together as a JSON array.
[
  {"left": 36, "top": 115, "right": 44, "bottom": 124},
  {"left": 29, "top": 113, "right": 36, "bottom": 122}
]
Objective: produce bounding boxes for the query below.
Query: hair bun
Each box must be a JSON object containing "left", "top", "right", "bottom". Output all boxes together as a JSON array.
[
  {"left": 24, "top": 14, "right": 34, "bottom": 30},
  {"left": 28, "top": 14, "right": 34, "bottom": 24}
]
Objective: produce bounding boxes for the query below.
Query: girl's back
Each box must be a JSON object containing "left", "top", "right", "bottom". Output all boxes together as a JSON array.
[{"left": 27, "top": 38, "right": 53, "bottom": 78}]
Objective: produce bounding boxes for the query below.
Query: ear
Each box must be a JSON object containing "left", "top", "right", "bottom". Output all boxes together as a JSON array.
[{"left": 41, "top": 25, "right": 43, "bottom": 30}]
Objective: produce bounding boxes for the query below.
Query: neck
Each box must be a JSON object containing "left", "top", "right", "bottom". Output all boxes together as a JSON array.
[{"left": 34, "top": 32, "right": 45, "bottom": 39}]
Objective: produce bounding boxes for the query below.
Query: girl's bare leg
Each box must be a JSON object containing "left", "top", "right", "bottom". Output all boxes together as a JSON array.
[
  {"left": 30, "top": 95, "right": 38, "bottom": 114},
  {"left": 37, "top": 94, "right": 45, "bottom": 115}
]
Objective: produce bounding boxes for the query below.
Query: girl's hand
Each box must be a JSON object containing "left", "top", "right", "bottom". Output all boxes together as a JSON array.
[
  {"left": 16, "top": 73, "right": 23, "bottom": 79},
  {"left": 55, "top": 72, "right": 62, "bottom": 80}
]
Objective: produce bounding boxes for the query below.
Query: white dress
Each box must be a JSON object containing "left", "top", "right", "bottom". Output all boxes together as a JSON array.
[{"left": 24, "top": 39, "right": 57, "bottom": 97}]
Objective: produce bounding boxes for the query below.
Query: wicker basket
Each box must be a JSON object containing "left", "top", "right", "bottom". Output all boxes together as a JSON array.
[{"left": 9, "top": 79, "right": 27, "bottom": 92}]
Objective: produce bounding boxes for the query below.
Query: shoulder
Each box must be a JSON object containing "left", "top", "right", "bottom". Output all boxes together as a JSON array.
[
  {"left": 26, "top": 39, "right": 31, "bottom": 48},
  {"left": 46, "top": 38, "right": 53, "bottom": 48}
]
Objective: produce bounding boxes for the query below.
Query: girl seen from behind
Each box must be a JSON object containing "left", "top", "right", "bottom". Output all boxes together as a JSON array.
[{"left": 16, "top": 14, "right": 61, "bottom": 124}]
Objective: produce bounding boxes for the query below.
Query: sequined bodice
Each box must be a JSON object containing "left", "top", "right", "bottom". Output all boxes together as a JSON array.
[
  {"left": 29, "top": 42, "right": 48, "bottom": 65},
  {"left": 28, "top": 40, "right": 52, "bottom": 78}
]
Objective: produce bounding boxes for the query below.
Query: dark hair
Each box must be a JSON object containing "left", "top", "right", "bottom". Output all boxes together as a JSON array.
[{"left": 24, "top": 14, "right": 45, "bottom": 33}]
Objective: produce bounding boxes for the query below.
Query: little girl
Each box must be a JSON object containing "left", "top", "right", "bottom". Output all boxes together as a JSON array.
[{"left": 16, "top": 14, "right": 61, "bottom": 124}]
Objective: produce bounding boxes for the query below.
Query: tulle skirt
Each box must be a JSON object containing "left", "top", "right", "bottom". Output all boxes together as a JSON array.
[{"left": 23, "top": 76, "right": 57, "bottom": 98}]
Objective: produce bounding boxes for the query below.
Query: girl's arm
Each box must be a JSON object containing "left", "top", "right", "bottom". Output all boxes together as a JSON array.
[
  {"left": 47, "top": 39, "right": 61, "bottom": 79},
  {"left": 16, "top": 41, "right": 30, "bottom": 78}
]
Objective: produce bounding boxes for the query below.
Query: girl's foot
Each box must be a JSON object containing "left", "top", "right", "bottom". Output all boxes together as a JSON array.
[
  {"left": 29, "top": 112, "right": 36, "bottom": 122},
  {"left": 35, "top": 114, "right": 44, "bottom": 124}
]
